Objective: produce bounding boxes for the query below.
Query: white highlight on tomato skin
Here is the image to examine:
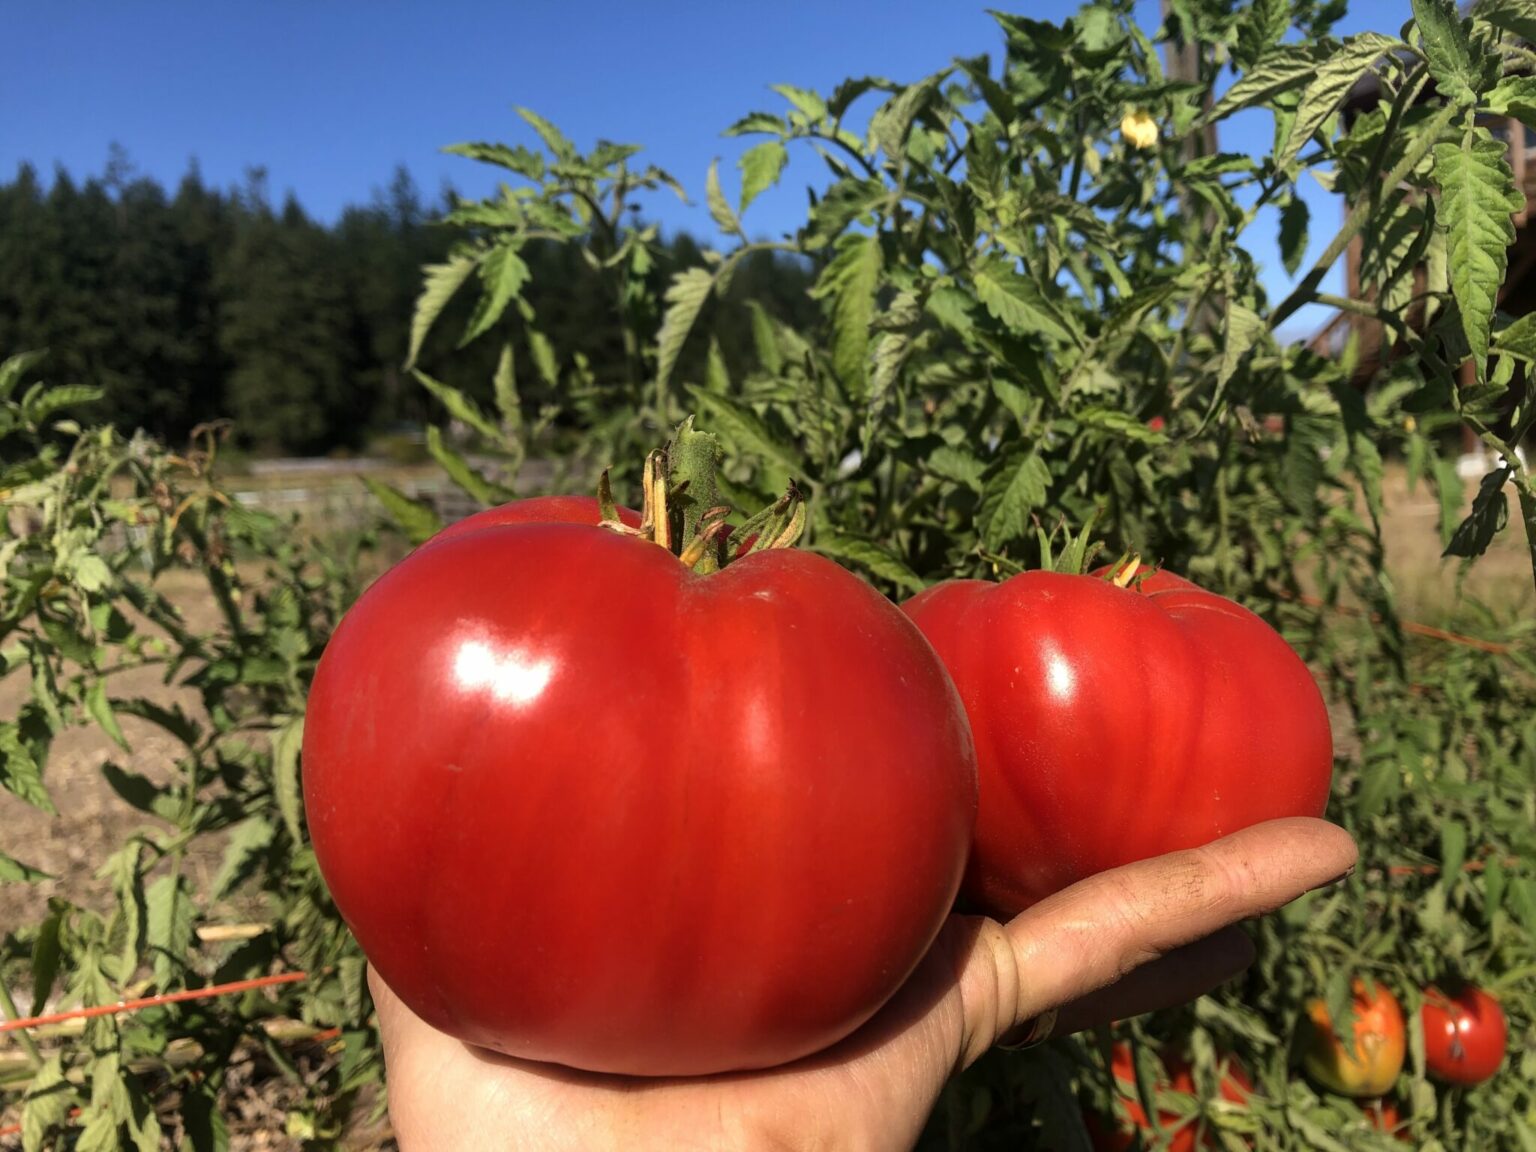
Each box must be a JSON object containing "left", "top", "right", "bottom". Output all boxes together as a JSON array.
[
  {"left": 1044, "top": 651, "right": 1075, "bottom": 702},
  {"left": 453, "top": 639, "right": 554, "bottom": 705}
]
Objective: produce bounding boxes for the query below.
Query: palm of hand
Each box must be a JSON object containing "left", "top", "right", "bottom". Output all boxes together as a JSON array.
[{"left": 372, "top": 818, "right": 1354, "bottom": 1152}]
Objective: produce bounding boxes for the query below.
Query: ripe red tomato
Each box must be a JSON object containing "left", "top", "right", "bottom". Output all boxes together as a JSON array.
[
  {"left": 902, "top": 566, "right": 1332, "bottom": 915},
  {"left": 304, "top": 501, "right": 978, "bottom": 1076},
  {"left": 1420, "top": 984, "right": 1507, "bottom": 1085},
  {"left": 1084, "top": 1042, "right": 1252, "bottom": 1152},
  {"left": 1300, "top": 979, "right": 1406, "bottom": 1097}
]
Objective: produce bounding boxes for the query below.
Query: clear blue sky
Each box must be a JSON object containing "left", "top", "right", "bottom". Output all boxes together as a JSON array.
[{"left": 6, "top": 1, "right": 1403, "bottom": 339}]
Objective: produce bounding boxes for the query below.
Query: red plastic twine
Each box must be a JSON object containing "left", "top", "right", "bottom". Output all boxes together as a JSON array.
[{"left": 0, "top": 971, "right": 308, "bottom": 1034}]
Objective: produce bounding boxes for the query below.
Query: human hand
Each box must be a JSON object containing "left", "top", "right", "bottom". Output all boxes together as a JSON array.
[{"left": 369, "top": 817, "right": 1355, "bottom": 1151}]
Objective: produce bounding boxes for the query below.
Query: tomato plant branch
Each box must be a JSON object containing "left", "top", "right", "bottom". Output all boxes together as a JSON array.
[{"left": 1269, "top": 99, "right": 1459, "bottom": 334}]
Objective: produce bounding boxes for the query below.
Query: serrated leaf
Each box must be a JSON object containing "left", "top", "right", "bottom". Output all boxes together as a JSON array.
[
  {"left": 1485, "top": 73, "right": 1536, "bottom": 122},
  {"left": 868, "top": 328, "right": 910, "bottom": 417},
  {"left": 868, "top": 75, "right": 942, "bottom": 161},
  {"left": 1208, "top": 45, "right": 1325, "bottom": 122},
  {"left": 442, "top": 141, "right": 546, "bottom": 180},
  {"left": 1217, "top": 300, "right": 1266, "bottom": 395},
  {"left": 361, "top": 477, "right": 442, "bottom": 546},
  {"left": 927, "top": 445, "right": 987, "bottom": 491},
  {"left": 146, "top": 872, "right": 193, "bottom": 988},
  {"left": 654, "top": 267, "right": 715, "bottom": 394},
  {"left": 426, "top": 425, "right": 506, "bottom": 509},
  {"left": 812, "top": 533, "right": 924, "bottom": 593},
  {"left": 22, "top": 1055, "right": 73, "bottom": 1152},
  {"left": 980, "top": 451, "right": 1052, "bottom": 548},
  {"left": 1411, "top": 0, "right": 1482, "bottom": 107},
  {"left": 74, "top": 1108, "right": 118, "bottom": 1152},
  {"left": 408, "top": 254, "right": 476, "bottom": 369},
  {"left": 688, "top": 389, "right": 801, "bottom": 479},
  {"left": 705, "top": 158, "right": 741, "bottom": 236},
  {"left": 1495, "top": 312, "right": 1536, "bottom": 361},
  {"left": 771, "top": 83, "right": 829, "bottom": 124},
  {"left": 0, "top": 349, "right": 47, "bottom": 401},
  {"left": 24, "top": 384, "right": 103, "bottom": 426},
  {"left": 813, "top": 232, "right": 882, "bottom": 396},
  {"left": 0, "top": 721, "right": 54, "bottom": 813},
  {"left": 86, "top": 679, "right": 129, "bottom": 752},
  {"left": 213, "top": 815, "right": 275, "bottom": 899},
  {"left": 272, "top": 717, "right": 305, "bottom": 847},
  {"left": 738, "top": 140, "right": 788, "bottom": 215},
  {"left": 413, "top": 369, "right": 502, "bottom": 444},
  {"left": 460, "top": 244, "right": 530, "bottom": 348},
  {"left": 1280, "top": 34, "right": 1399, "bottom": 167},
  {"left": 1435, "top": 133, "right": 1524, "bottom": 379},
  {"left": 516, "top": 106, "right": 576, "bottom": 161},
  {"left": 724, "top": 111, "right": 788, "bottom": 137},
  {"left": 975, "top": 264, "right": 1076, "bottom": 345}
]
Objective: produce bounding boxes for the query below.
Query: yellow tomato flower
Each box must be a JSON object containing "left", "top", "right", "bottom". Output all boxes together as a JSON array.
[{"left": 1121, "top": 110, "right": 1158, "bottom": 151}]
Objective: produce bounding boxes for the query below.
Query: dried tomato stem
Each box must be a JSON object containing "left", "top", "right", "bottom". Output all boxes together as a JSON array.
[{"left": 598, "top": 416, "right": 806, "bottom": 569}]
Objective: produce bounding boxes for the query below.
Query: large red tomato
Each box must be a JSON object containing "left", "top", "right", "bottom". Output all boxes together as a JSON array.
[
  {"left": 902, "top": 566, "right": 1332, "bottom": 915},
  {"left": 1420, "top": 984, "right": 1507, "bottom": 1086},
  {"left": 303, "top": 499, "right": 977, "bottom": 1076},
  {"left": 1085, "top": 1042, "right": 1252, "bottom": 1152},
  {"left": 1300, "top": 979, "right": 1406, "bottom": 1097}
]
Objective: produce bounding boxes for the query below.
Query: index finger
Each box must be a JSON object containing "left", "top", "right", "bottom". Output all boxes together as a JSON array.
[{"left": 955, "top": 816, "right": 1356, "bottom": 1063}]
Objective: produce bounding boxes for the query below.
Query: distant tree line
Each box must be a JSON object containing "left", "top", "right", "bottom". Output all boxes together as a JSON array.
[{"left": 0, "top": 152, "right": 816, "bottom": 455}]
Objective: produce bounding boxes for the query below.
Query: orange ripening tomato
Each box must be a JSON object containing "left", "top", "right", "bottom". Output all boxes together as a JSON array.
[
  {"left": 1300, "top": 979, "right": 1406, "bottom": 1097},
  {"left": 1361, "top": 1098, "right": 1410, "bottom": 1142}
]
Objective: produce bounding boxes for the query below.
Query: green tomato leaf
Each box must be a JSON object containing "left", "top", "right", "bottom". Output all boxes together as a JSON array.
[
  {"left": 272, "top": 717, "right": 306, "bottom": 848},
  {"left": 738, "top": 140, "right": 788, "bottom": 215},
  {"left": 1279, "top": 34, "right": 1400, "bottom": 168},
  {"left": 1435, "top": 132, "right": 1525, "bottom": 379},
  {"left": 654, "top": 267, "right": 715, "bottom": 394},
  {"left": 1410, "top": 0, "right": 1484, "bottom": 108},
  {"left": 980, "top": 450, "right": 1051, "bottom": 549},
  {"left": 460, "top": 244, "right": 531, "bottom": 349},
  {"left": 705, "top": 158, "right": 742, "bottom": 237},
  {"left": 408, "top": 254, "right": 476, "bottom": 369},
  {"left": 362, "top": 477, "right": 442, "bottom": 546},
  {"left": 812, "top": 232, "right": 882, "bottom": 397}
]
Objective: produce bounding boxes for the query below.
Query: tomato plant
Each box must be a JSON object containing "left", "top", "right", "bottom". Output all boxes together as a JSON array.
[
  {"left": 902, "top": 564, "right": 1332, "bottom": 915},
  {"left": 302, "top": 431, "right": 978, "bottom": 1075},
  {"left": 1299, "top": 979, "right": 1406, "bottom": 1098},
  {"left": 1420, "top": 983, "right": 1508, "bottom": 1086},
  {"left": 1084, "top": 1042, "right": 1252, "bottom": 1152}
]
